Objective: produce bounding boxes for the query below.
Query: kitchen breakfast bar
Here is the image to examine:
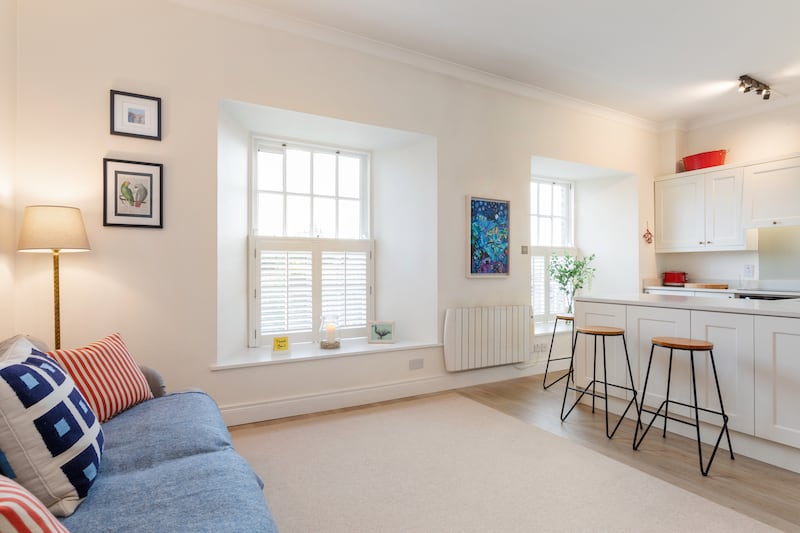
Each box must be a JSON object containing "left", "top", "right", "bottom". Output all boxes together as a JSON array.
[{"left": 572, "top": 293, "right": 800, "bottom": 473}]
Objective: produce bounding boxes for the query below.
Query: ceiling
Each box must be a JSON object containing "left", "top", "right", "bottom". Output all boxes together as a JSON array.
[{"left": 235, "top": 0, "right": 800, "bottom": 127}]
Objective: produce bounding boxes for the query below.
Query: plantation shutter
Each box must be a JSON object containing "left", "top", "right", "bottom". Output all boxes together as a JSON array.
[
  {"left": 252, "top": 238, "right": 373, "bottom": 346},
  {"left": 530, "top": 249, "right": 573, "bottom": 324},
  {"left": 259, "top": 251, "right": 313, "bottom": 334},
  {"left": 531, "top": 255, "right": 547, "bottom": 319},
  {"left": 321, "top": 251, "right": 369, "bottom": 328}
]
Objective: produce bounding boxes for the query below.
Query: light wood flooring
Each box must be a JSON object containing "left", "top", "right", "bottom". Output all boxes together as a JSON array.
[{"left": 457, "top": 373, "right": 800, "bottom": 532}]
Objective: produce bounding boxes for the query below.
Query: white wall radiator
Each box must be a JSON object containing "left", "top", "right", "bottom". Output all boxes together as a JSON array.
[{"left": 443, "top": 305, "right": 531, "bottom": 371}]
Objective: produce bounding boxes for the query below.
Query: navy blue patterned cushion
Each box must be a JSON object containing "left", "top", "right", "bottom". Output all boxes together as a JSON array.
[{"left": 0, "top": 354, "right": 104, "bottom": 517}]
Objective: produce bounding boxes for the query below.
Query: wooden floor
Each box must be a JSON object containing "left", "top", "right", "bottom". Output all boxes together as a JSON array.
[{"left": 456, "top": 373, "right": 800, "bottom": 532}]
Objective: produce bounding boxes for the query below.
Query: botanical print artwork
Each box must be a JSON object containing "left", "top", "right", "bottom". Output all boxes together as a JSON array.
[
  {"left": 115, "top": 171, "right": 152, "bottom": 218},
  {"left": 470, "top": 197, "right": 509, "bottom": 275},
  {"left": 103, "top": 158, "right": 163, "bottom": 228}
]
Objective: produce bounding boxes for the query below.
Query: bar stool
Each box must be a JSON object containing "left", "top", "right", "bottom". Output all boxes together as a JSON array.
[
  {"left": 561, "top": 325, "right": 640, "bottom": 438},
  {"left": 633, "top": 336, "right": 734, "bottom": 476},
  {"left": 543, "top": 314, "right": 574, "bottom": 389}
]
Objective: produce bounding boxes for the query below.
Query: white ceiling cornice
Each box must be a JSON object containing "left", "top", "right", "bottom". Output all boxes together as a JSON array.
[
  {"left": 171, "top": 0, "right": 660, "bottom": 133},
  {"left": 685, "top": 91, "right": 800, "bottom": 131}
]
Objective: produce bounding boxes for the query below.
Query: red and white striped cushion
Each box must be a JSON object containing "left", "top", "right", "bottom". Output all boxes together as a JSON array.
[
  {"left": 0, "top": 476, "right": 70, "bottom": 533},
  {"left": 48, "top": 333, "right": 153, "bottom": 423}
]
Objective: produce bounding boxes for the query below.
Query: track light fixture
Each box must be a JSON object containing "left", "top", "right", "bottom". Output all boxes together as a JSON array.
[{"left": 738, "top": 75, "right": 771, "bottom": 101}]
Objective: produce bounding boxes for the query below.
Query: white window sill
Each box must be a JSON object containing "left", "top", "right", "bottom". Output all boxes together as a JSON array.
[
  {"left": 211, "top": 338, "right": 440, "bottom": 371},
  {"left": 535, "top": 320, "right": 574, "bottom": 337}
]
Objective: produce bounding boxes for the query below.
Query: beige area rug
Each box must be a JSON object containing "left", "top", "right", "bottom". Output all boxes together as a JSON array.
[{"left": 231, "top": 394, "right": 776, "bottom": 533}]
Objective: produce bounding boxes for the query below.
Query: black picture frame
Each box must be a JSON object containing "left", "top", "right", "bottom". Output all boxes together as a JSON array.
[
  {"left": 110, "top": 90, "right": 162, "bottom": 140},
  {"left": 103, "top": 158, "right": 163, "bottom": 228}
]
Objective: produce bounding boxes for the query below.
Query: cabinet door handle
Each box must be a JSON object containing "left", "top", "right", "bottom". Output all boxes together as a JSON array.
[
  {"left": 772, "top": 220, "right": 779, "bottom": 225},
  {"left": 706, "top": 241, "right": 712, "bottom": 244}
]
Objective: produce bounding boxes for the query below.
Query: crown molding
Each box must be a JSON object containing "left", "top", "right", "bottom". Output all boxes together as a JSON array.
[
  {"left": 685, "top": 91, "right": 800, "bottom": 130},
  {"left": 171, "top": 0, "right": 659, "bottom": 132}
]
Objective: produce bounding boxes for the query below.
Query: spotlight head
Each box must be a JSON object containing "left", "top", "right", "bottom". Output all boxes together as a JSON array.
[{"left": 737, "top": 74, "right": 770, "bottom": 101}]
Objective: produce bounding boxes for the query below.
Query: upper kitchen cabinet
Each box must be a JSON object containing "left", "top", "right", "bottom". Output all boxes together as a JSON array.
[
  {"left": 655, "top": 167, "right": 754, "bottom": 253},
  {"left": 743, "top": 156, "right": 800, "bottom": 228}
]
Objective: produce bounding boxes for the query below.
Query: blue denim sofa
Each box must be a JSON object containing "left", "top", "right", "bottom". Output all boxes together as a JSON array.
[{"left": 59, "top": 388, "right": 278, "bottom": 532}]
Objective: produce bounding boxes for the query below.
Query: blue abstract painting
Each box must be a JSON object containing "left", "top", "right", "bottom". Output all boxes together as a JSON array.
[{"left": 469, "top": 196, "right": 509, "bottom": 276}]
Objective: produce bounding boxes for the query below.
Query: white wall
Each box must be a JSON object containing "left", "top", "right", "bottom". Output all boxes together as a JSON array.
[
  {"left": 657, "top": 250, "right": 760, "bottom": 285},
  {"left": 576, "top": 174, "right": 640, "bottom": 294},
  {"left": 11, "top": 0, "right": 660, "bottom": 423},
  {"left": 373, "top": 139, "right": 438, "bottom": 340},
  {"left": 0, "top": 0, "right": 16, "bottom": 338},
  {"left": 216, "top": 104, "right": 250, "bottom": 357},
  {"left": 686, "top": 105, "right": 800, "bottom": 166}
]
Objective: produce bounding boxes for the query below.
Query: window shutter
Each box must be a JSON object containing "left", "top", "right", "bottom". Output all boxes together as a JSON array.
[
  {"left": 258, "top": 251, "right": 313, "bottom": 335},
  {"left": 531, "top": 255, "right": 546, "bottom": 318},
  {"left": 322, "top": 251, "right": 369, "bottom": 328}
]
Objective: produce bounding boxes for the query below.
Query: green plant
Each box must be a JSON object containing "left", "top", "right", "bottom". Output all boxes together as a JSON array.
[{"left": 548, "top": 253, "right": 596, "bottom": 314}]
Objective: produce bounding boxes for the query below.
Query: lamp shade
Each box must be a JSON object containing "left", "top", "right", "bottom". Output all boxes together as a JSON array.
[{"left": 17, "top": 205, "right": 91, "bottom": 253}]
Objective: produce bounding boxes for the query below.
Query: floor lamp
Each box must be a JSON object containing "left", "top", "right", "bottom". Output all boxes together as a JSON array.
[{"left": 17, "top": 205, "right": 91, "bottom": 349}]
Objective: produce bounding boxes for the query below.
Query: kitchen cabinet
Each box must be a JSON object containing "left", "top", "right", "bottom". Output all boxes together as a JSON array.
[
  {"left": 690, "top": 311, "right": 754, "bottom": 435},
  {"left": 626, "top": 306, "right": 692, "bottom": 417},
  {"left": 743, "top": 156, "right": 800, "bottom": 228},
  {"left": 654, "top": 168, "right": 751, "bottom": 252},
  {"left": 754, "top": 315, "right": 800, "bottom": 448}
]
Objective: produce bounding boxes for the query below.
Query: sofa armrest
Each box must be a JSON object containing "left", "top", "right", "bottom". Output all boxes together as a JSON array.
[{"left": 138, "top": 365, "right": 166, "bottom": 397}]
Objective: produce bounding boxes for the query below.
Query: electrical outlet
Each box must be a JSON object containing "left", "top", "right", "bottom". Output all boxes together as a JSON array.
[
  {"left": 743, "top": 264, "right": 754, "bottom": 279},
  {"left": 409, "top": 358, "right": 424, "bottom": 370}
]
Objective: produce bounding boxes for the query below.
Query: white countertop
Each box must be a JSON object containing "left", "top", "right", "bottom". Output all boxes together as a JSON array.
[{"left": 577, "top": 293, "right": 800, "bottom": 319}]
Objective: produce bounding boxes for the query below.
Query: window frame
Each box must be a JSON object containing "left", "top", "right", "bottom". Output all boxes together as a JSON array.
[
  {"left": 530, "top": 177, "right": 576, "bottom": 325},
  {"left": 248, "top": 137, "right": 374, "bottom": 348},
  {"left": 251, "top": 138, "right": 370, "bottom": 240}
]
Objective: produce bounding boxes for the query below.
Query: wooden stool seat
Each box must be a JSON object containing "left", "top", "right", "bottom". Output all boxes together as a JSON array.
[
  {"left": 651, "top": 336, "right": 713, "bottom": 351},
  {"left": 555, "top": 314, "right": 574, "bottom": 322},
  {"left": 576, "top": 325, "right": 625, "bottom": 336}
]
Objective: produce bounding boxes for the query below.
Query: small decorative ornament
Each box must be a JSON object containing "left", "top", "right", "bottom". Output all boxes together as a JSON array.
[
  {"left": 642, "top": 222, "right": 654, "bottom": 244},
  {"left": 272, "top": 336, "right": 289, "bottom": 352},
  {"left": 320, "top": 314, "right": 340, "bottom": 349}
]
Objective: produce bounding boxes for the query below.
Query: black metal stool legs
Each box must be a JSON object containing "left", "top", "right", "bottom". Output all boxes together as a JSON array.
[
  {"left": 543, "top": 316, "right": 574, "bottom": 390},
  {"left": 560, "top": 329, "right": 639, "bottom": 439},
  {"left": 634, "top": 342, "right": 734, "bottom": 476},
  {"left": 708, "top": 349, "right": 735, "bottom": 459}
]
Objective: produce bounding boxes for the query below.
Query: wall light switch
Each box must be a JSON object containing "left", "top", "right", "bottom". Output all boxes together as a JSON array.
[
  {"left": 521, "top": 245, "right": 528, "bottom": 255},
  {"left": 743, "top": 264, "right": 754, "bottom": 279}
]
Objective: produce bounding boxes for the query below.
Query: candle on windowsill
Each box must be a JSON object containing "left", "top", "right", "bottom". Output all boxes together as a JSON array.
[{"left": 325, "top": 323, "right": 336, "bottom": 343}]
